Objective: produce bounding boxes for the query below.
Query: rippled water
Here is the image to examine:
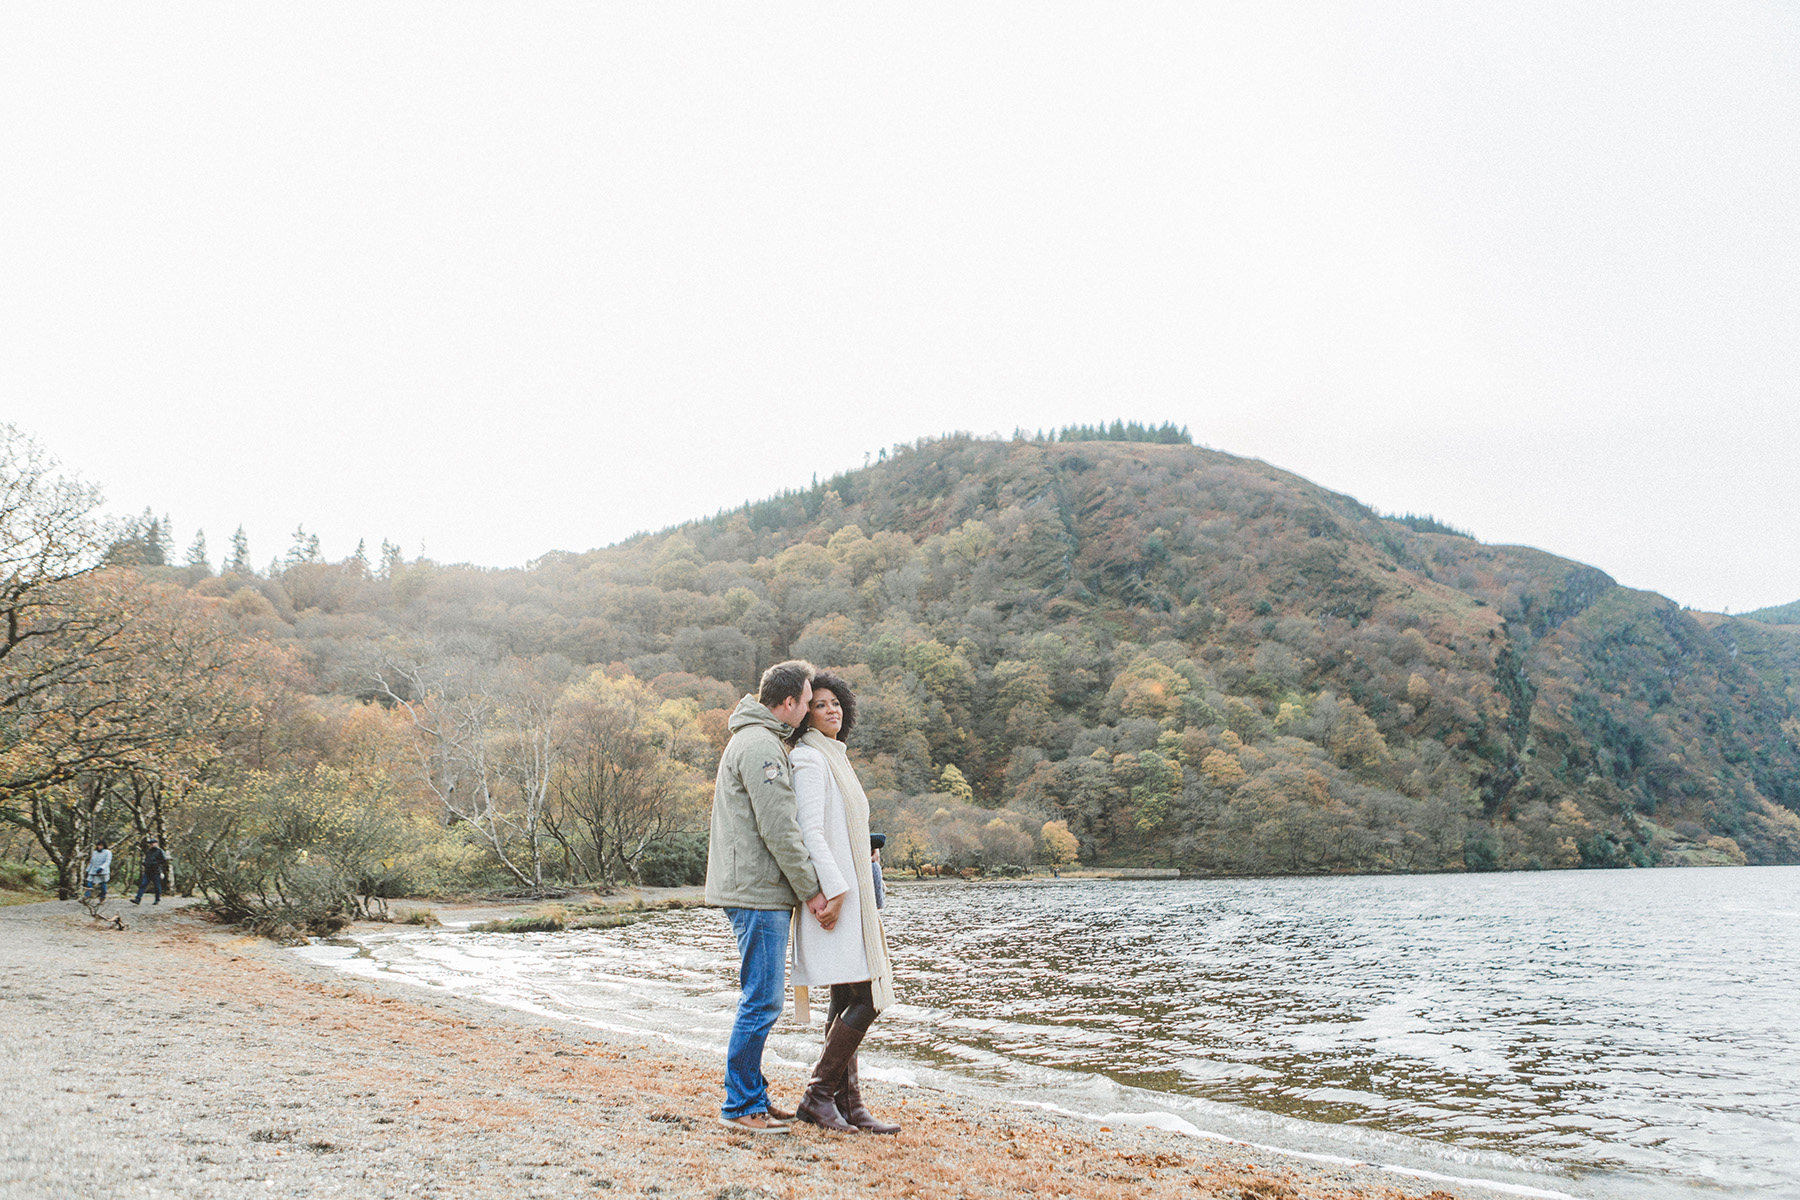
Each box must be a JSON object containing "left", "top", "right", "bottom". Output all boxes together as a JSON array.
[{"left": 297, "top": 868, "right": 1800, "bottom": 1198}]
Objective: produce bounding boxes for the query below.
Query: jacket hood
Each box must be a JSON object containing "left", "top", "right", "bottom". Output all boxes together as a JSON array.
[{"left": 728, "top": 694, "right": 794, "bottom": 738}]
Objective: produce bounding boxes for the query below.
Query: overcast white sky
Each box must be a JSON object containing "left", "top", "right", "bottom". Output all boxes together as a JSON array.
[{"left": 4, "top": 4, "right": 1796, "bottom": 612}]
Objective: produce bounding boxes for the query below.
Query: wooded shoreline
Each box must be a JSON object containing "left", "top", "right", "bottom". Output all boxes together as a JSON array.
[{"left": 8, "top": 429, "right": 1798, "bottom": 965}]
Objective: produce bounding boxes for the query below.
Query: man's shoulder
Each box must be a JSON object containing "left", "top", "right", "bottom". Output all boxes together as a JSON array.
[
  {"left": 721, "top": 723, "right": 787, "bottom": 776},
  {"left": 726, "top": 723, "right": 784, "bottom": 754}
]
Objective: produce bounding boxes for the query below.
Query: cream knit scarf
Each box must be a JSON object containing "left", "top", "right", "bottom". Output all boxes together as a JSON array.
[{"left": 800, "top": 728, "right": 895, "bottom": 1014}]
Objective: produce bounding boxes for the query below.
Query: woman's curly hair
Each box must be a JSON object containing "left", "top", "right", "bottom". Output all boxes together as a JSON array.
[{"left": 791, "top": 669, "right": 857, "bottom": 744}]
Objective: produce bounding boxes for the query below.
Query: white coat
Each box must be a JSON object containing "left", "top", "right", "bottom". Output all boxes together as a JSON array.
[{"left": 789, "top": 742, "right": 870, "bottom": 987}]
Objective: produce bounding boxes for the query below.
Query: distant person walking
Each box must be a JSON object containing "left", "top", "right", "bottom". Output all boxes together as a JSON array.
[
  {"left": 84, "top": 841, "right": 112, "bottom": 901},
  {"left": 704, "top": 660, "right": 835, "bottom": 1134},
  {"left": 130, "top": 838, "right": 168, "bottom": 905},
  {"left": 787, "top": 671, "right": 899, "bottom": 1134}
]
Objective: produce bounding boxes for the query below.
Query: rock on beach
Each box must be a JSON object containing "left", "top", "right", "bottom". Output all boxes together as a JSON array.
[{"left": 1, "top": 898, "right": 1484, "bottom": 1200}]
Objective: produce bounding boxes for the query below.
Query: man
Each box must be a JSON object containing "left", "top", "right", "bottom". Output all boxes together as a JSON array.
[
  {"left": 130, "top": 837, "right": 168, "bottom": 905},
  {"left": 704, "top": 660, "right": 841, "bottom": 1134}
]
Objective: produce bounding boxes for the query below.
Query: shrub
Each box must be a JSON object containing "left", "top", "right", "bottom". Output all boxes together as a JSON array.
[
  {"left": 395, "top": 908, "right": 441, "bottom": 926},
  {"left": 0, "top": 861, "right": 52, "bottom": 892},
  {"left": 636, "top": 833, "right": 708, "bottom": 888},
  {"left": 185, "top": 768, "right": 416, "bottom": 936},
  {"left": 1462, "top": 828, "right": 1500, "bottom": 872}
]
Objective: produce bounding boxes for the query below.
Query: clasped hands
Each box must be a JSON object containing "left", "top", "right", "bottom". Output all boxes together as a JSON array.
[{"left": 806, "top": 889, "right": 846, "bottom": 931}]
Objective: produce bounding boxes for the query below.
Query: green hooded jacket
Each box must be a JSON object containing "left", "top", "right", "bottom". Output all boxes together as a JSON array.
[{"left": 703, "top": 695, "right": 822, "bottom": 910}]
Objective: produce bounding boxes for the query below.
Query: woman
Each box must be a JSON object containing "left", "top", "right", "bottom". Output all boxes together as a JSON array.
[
  {"left": 85, "top": 841, "right": 112, "bottom": 901},
  {"left": 788, "top": 671, "right": 899, "bottom": 1134}
]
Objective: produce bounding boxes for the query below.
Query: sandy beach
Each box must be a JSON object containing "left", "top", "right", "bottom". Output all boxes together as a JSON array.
[{"left": 1, "top": 897, "right": 1502, "bottom": 1200}]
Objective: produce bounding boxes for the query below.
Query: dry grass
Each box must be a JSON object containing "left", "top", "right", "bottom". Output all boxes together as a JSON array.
[
  {"left": 558, "top": 894, "right": 707, "bottom": 931},
  {"left": 470, "top": 904, "right": 567, "bottom": 933}
]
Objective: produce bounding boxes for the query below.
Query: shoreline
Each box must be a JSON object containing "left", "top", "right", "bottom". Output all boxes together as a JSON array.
[{"left": 5, "top": 896, "right": 1549, "bottom": 1200}]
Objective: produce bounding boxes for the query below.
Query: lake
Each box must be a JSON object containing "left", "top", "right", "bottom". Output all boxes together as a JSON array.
[{"left": 297, "top": 867, "right": 1800, "bottom": 1198}]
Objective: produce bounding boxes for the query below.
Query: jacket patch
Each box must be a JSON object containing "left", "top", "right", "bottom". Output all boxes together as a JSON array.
[{"left": 763, "top": 760, "right": 783, "bottom": 782}]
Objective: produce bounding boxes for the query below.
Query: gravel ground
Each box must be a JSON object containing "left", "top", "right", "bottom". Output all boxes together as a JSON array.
[{"left": 1, "top": 897, "right": 1499, "bottom": 1200}]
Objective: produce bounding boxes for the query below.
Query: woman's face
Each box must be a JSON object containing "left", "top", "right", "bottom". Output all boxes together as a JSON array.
[{"left": 806, "top": 688, "right": 844, "bottom": 739}]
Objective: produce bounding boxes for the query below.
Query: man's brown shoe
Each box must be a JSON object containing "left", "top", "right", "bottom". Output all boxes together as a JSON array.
[
  {"left": 719, "top": 1113, "right": 790, "bottom": 1135},
  {"left": 766, "top": 1103, "right": 795, "bottom": 1121}
]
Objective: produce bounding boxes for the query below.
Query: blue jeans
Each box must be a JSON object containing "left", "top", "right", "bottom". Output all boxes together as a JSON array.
[
  {"left": 134, "top": 871, "right": 162, "bottom": 902},
  {"left": 722, "top": 907, "right": 790, "bottom": 1119}
]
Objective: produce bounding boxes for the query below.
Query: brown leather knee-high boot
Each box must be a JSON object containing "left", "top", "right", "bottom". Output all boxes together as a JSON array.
[
  {"left": 795, "top": 1017, "right": 864, "bottom": 1133},
  {"left": 835, "top": 1052, "right": 900, "bottom": 1134}
]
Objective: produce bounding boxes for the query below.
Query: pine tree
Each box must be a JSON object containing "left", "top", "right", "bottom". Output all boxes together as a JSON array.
[
  {"left": 157, "top": 512, "right": 176, "bottom": 564},
  {"left": 136, "top": 507, "right": 166, "bottom": 566},
  {"left": 379, "top": 539, "right": 402, "bottom": 581},
  {"left": 185, "top": 529, "right": 211, "bottom": 576},
  {"left": 1054, "top": 420, "right": 1191, "bottom": 446},
  {"left": 350, "top": 538, "right": 369, "bottom": 575},
  {"left": 225, "top": 526, "right": 252, "bottom": 576},
  {"left": 286, "top": 525, "right": 321, "bottom": 565}
]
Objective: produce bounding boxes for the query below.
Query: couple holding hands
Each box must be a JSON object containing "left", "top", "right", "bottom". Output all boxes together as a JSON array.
[{"left": 703, "top": 660, "right": 899, "bottom": 1135}]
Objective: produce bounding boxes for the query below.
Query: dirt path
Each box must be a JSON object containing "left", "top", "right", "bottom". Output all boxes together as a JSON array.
[{"left": 1, "top": 899, "right": 1487, "bottom": 1200}]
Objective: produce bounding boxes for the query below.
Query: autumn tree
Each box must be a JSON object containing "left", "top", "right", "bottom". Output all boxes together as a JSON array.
[
  {"left": 938, "top": 763, "right": 975, "bottom": 805},
  {"left": 373, "top": 653, "right": 560, "bottom": 892},
  {"left": 1111, "top": 749, "right": 1179, "bottom": 833},
  {"left": 1039, "top": 819, "right": 1080, "bottom": 869},
  {"left": 0, "top": 432, "right": 296, "bottom": 895},
  {"left": 548, "top": 670, "right": 711, "bottom": 885},
  {"left": 2, "top": 572, "right": 288, "bottom": 896},
  {"left": 0, "top": 424, "right": 109, "bottom": 711}
]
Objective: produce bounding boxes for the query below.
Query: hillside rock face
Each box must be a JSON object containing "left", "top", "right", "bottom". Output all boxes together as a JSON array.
[{"left": 263, "top": 435, "right": 1800, "bottom": 872}]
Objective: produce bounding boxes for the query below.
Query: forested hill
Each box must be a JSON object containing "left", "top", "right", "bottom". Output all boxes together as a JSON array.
[
  {"left": 1745, "top": 599, "right": 1800, "bottom": 626},
  {"left": 197, "top": 434, "right": 1800, "bottom": 872}
]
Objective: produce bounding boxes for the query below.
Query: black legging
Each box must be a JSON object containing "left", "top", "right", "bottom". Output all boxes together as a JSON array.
[{"left": 826, "top": 981, "right": 877, "bottom": 1034}]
